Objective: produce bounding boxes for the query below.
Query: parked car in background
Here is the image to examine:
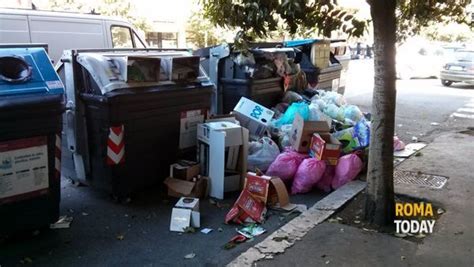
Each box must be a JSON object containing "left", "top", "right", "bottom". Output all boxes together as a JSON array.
[
  {"left": 0, "top": 8, "right": 147, "bottom": 64},
  {"left": 440, "top": 49, "right": 474, "bottom": 86},
  {"left": 396, "top": 43, "right": 445, "bottom": 80}
]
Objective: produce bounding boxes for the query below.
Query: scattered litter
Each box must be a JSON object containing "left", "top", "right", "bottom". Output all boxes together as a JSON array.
[
  {"left": 328, "top": 218, "right": 339, "bottom": 223},
  {"left": 200, "top": 228, "right": 213, "bottom": 234},
  {"left": 218, "top": 227, "right": 224, "bottom": 232},
  {"left": 272, "top": 236, "right": 289, "bottom": 242},
  {"left": 237, "top": 224, "right": 266, "bottom": 238},
  {"left": 339, "top": 228, "right": 344, "bottom": 233},
  {"left": 411, "top": 136, "right": 418, "bottom": 142},
  {"left": 362, "top": 227, "right": 378, "bottom": 233},
  {"left": 325, "top": 260, "right": 330, "bottom": 265},
  {"left": 414, "top": 152, "right": 423, "bottom": 157},
  {"left": 184, "top": 253, "right": 196, "bottom": 259},
  {"left": 223, "top": 234, "right": 247, "bottom": 250},
  {"left": 183, "top": 226, "right": 196, "bottom": 233},
  {"left": 116, "top": 234, "right": 125, "bottom": 241},
  {"left": 394, "top": 233, "right": 407, "bottom": 238},
  {"left": 401, "top": 256, "right": 406, "bottom": 261},
  {"left": 437, "top": 208, "right": 445, "bottom": 215},
  {"left": 415, "top": 233, "right": 426, "bottom": 238},
  {"left": 394, "top": 143, "right": 427, "bottom": 158},
  {"left": 81, "top": 212, "right": 89, "bottom": 216},
  {"left": 50, "top": 216, "right": 73, "bottom": 229},
  {"left": 430, "top": 122, "right": 440, "bottom": 126},
  {"left": 397, "top": 124, "right": 403, "bottom": 127},
  {"left": 354, "top": 220, "right": 361, "bottom": 224},
  {"left": 454, "top": 231, "right": 464, "bottom": 235}
]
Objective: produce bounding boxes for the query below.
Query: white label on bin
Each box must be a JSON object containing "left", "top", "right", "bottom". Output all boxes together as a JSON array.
[
  {"left": 0, "top": 137, "right": 49, "bottom": 201},
  {"left": 46, "top": 80, "right": 64, "bottom": 90},
  {"left": 179, "top": 109, "right": 205, "bottom": 149}
]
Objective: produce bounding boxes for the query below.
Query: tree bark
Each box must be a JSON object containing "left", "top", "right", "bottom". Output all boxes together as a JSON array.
[{"left": 364, "top": 0, "right": 397, "bottom": 226}]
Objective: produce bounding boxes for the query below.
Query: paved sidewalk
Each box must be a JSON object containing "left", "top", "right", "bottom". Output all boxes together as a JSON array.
[{"left": 253, "top": 131, "right": 474, "bottom": 267}]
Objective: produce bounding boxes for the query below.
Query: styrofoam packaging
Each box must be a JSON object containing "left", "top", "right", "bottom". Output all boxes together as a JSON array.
[{"left": 233, "top": 97, "right": 274, "bottom": 137}]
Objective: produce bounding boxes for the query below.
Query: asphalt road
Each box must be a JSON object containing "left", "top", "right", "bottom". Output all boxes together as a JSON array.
[{"left": 344, "top": 59, "right": 474, "bottom": 143}]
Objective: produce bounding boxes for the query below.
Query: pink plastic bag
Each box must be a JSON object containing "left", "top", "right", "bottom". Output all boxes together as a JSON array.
[
  {"left": 291, "top": 158, "right": 326, "bottom": 194},
  {"left": 315, "top": 165, "right": 335, "bottom": 192},
  {"left": 332, "top": 154, "right": 363, "bottom": 189},
  {"left": 266, "top": 151, "right": 307, "bottom": 182},
  {"left": 393, "top": 136, "right": 405, "bottom": 151}
]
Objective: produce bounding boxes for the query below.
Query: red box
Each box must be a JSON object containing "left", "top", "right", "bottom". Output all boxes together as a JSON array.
[{"left": 310, "top": 133, "right": 341, "bottom": 165}]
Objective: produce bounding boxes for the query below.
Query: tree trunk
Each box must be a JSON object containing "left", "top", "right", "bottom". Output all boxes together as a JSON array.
[{"left": 364, "top": 0, "right": 397, "bottom": 226}]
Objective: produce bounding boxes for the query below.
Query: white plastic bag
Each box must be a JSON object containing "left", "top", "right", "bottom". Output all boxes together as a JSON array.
[{"left": 248, "top": 137, "right": 281, "bottom": 172}]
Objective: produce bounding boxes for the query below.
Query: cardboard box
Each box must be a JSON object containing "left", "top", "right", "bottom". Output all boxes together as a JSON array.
[
  {"left": 244, "top": 172, "right": 272, "bottom": 204},
  {"left": 170, "top": 161, "right": 200, "bottom": 181},
  {"left": 244, "top": 173, "right": 296, "bottom": 211},
  {"left": 309, "top": 133, "right": 341, "bottom": 165},
  {"left": 164, "top": 176, "right": 208, "bottom": 198},
  {"left": 291, "top": 113, "right": 331, "bottom": 153},
  {"left": 232, "top": 97, "right": 274, "bottom": 138},
  {"left": 170, "top": 197, "right": 200, "bottom": 232},
  {"left": 267, "top": 177, "right": 296, "bottom": 211},
  {"left": 179, "top": 109, "right": 206, "bottom": 149}
]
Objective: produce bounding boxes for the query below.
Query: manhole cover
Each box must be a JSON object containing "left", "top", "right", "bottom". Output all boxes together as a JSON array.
[{"left": 394, "top": 170, "right": 447, "bottom": 189}]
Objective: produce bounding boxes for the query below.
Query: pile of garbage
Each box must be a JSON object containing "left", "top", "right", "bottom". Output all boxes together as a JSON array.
[{"left": 245, "top": 89, "right": 370, "bottom": 195}]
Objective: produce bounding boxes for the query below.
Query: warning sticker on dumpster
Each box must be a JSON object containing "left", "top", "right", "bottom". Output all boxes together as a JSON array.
[
  {"left": 0, "top": 137, "right": 49, "bottom": 202},
  {"left": 179, "top": 109, "right": 206, "bottom": 149}
]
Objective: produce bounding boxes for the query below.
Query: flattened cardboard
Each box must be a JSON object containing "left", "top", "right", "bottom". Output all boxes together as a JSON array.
[
  {"left": 291, "top": 113, "right": 331, "bottom": 153},
  {"left": 268, "top": 177, "right": 296, "bottom": 211}
]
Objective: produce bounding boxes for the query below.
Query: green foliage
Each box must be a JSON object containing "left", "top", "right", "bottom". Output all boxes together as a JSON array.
[
  {"left": 396, "top": 0, "right": 471, "bottom": 41},
  {"left": 202, "top": 0, "right": 470, "bottom": 44},
  {"left": 201, "top": 0, "right": 369, "bottom": 46},
  {"left": 186, "top": 9, "right": 229, "bottom": 48}
]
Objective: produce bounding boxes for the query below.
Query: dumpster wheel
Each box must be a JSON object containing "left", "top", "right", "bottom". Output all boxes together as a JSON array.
[{"left": 68, "top": 178, "right": 83, "bottom": 187}]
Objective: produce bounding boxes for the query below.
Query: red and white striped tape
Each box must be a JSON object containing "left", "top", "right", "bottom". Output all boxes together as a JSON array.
[
  {"left": 107, "top": 125, "right": 125, "bottom": 165},
  {"left": 55, "top": 134, "right": 61, "bottom": 180}
]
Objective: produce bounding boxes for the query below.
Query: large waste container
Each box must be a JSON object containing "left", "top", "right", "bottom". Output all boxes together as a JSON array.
[
  {"left": 0, "top": 45, "right": 64, "bottom": 236},
  {"left": 284, "top": 39, "right": 343, "bottom": 92},
  {"left": 197, "top": 44, "right": 293, "bottom": 114},
  {"left": 59, "top": 49, "right": 212, "bottom": 200}
]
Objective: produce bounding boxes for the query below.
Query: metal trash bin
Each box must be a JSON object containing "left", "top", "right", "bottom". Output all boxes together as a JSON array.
[
  {"left": 196, "top": 44, "right": 292, "bottom": 114},
  {"left": 0, "top": 45, "right": 64, "bottom": 236},
  {"left": 59, "top": 49, "right": 212, "bottom": 199},
  {"left": 285, "top": 39, "right": 343, "bottom": 92}
]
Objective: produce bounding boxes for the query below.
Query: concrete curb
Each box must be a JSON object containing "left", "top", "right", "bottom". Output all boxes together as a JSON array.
[{"left": 227, "top": 180, "right": 367, "bottom": 266}]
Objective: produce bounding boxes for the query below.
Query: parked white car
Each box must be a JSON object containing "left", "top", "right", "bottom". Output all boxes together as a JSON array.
[
  {"left": 0, "top": 8, "right": 147, "bottom": 63},
  {"left": 396, "top": 44, "right": 444, "bottom": 80}
]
